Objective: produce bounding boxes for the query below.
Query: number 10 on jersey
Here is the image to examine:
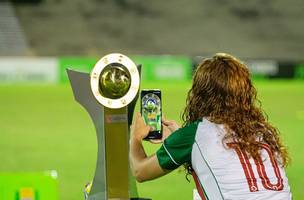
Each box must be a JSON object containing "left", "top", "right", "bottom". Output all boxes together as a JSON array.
[{"left": 228, "top": 143, "right": 284, "bottom": 192}]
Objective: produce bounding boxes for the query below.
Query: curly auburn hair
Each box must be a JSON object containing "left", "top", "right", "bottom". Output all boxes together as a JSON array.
[{"left": 182, "top": 53, "right": 289, "bottom": 167}]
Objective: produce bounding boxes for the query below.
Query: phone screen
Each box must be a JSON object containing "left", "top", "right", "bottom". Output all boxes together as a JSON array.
[{"left": 141, "top": 89, "right": 162, "bottom": 140}]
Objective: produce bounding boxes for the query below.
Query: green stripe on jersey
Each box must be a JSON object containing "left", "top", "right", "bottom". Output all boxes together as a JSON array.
[{"left": 156, "top": 120, "right": 201, "bottom": 170}]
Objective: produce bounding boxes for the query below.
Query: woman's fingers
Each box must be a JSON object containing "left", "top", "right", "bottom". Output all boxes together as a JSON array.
[
  {"left": 162, "top": 120, "right": 180, "bottom": 132},
  {"left": 131, "top": 112, "right": 151, "bottom": 140}
]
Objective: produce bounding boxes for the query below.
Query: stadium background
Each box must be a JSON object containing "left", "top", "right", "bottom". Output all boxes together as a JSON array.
[{"left": 0, "top": 0, "right": 303, "bottom": 199}]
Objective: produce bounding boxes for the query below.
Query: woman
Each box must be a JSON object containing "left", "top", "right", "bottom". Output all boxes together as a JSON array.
[{"left": 130, "top": 53, "right": 292, "bottom": 199}]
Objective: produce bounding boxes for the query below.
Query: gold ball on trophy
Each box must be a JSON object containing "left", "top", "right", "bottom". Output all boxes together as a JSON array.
[
  {"left": 91, "top": 53, "right": 140, "bottom": 108},
  {"left": 99, "top": 64, "right": 131, "bottom": 99}
]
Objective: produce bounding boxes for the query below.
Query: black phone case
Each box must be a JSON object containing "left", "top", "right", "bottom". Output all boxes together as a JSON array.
[{"left": 140, "top": 89, "right": 162, "bottom": 140}]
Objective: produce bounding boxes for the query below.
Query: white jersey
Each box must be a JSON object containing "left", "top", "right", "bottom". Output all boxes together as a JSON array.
[{"left": 156, "top": 118, "right": 292, "bottom": 200}]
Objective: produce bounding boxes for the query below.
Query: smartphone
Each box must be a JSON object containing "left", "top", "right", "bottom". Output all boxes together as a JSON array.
[{"left": 140, "top": 89, "right": 162, "bottom": 140}]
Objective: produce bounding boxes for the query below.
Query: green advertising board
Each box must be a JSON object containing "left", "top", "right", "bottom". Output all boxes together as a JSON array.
[
  {"left": 59, "top": 55, "right": 192, "bottom": 83},
  {"left": 59, "top": 57, "right": 98, "bottom": 83},
  {"left": 295, "top": 64, "right": 304, "bottom": 79},
  {"left": 0, "top": 171, "right": 58, "bottom": 200},
  {"left": 132, "top": 55, "right": 192, "bottom": 82}
]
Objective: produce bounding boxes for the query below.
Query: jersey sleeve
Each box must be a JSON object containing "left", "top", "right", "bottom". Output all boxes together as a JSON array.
[{"left": 156, "top": 121, "right": 199, "bottom": 170}]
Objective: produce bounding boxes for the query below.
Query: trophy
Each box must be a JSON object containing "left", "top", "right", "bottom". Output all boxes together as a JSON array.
[{"left": 67, "top": 53, "right": 149, "bottom": 200}]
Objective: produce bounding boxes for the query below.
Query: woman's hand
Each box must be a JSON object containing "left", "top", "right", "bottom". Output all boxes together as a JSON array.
[
  {"left": 150, "top": 116, "right": 180, "bottom": 144},
  {"left": 131, "top": 112, "right": 151, "bottom": 142},
  {"left": 162, "top": 117, "right": 180, "bottom": 132}
]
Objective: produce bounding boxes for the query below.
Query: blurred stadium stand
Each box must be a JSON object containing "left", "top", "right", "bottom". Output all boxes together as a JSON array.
[
  {"left": 0, "top": 0, "right": 302, "bottom": 60},
  {"left": 0, "top": 1, "right": 29, "bottom": 55}
]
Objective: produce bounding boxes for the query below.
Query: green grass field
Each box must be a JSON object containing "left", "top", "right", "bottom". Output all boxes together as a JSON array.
[{"left": 0, "top": 80, "right": 303, "bottom": 200}]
